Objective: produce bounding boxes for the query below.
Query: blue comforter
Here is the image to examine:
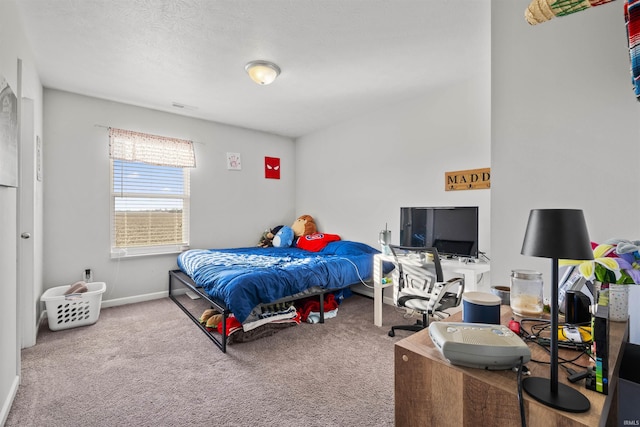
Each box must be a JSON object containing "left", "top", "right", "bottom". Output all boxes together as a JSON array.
[{"left": 177, "top": 241, "right": 381, "bottom": 323}]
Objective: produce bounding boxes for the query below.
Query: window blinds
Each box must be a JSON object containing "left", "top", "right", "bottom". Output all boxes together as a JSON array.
[{"left": 109, "top": 128, "right": 193, "bottom": 257}]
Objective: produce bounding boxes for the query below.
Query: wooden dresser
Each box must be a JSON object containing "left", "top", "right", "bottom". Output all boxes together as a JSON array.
[{"left": 394, "top": 306, "right": 628, "bottom": 427}]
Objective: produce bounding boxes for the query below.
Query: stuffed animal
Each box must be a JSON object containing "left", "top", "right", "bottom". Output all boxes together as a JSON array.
[
  {"left": 273, "top": 226, "right": 295, "bottom": 248},
  {"left": 205, "top": 314, "right": 223, "bottom": 331},
  {"left": 199, "top": 308, "right": 218, "bottom": 325},
  {"left": 257, "top": 225, "right": 284, "bottom": 248},
  {"left": 291, "top": 215, "right": 317, "bottom": 237}
]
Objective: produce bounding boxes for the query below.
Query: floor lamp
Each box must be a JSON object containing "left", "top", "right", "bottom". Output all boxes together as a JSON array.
[{"left": 520, "top": 209, "right": 593, "bottom": 413}]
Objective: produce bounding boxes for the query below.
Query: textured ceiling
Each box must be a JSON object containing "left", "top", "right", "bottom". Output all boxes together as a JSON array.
[{"left": 15, "top": 0, "right": 490, "bottom": 138}]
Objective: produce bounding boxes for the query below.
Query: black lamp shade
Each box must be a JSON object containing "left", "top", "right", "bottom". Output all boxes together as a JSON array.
[{"left": 521, "top": 209, "right": 593, "bottom": 261}]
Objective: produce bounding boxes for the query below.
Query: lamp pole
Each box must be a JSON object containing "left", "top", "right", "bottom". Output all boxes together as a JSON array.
[{"left": 550, "top": 258, "right": 559, "bottom": 394}]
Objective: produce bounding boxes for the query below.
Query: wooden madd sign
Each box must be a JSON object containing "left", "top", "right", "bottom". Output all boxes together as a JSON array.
[{"left": 445, "top": 168, "right": 490, "bottom": 191}]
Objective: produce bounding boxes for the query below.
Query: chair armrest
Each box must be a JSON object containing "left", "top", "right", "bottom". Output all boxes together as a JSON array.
[{"left": 437, "top": 277, "right": 465, "bottom": 309}]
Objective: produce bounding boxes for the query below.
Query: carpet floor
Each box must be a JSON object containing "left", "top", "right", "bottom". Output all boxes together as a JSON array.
[{"left": 6, "top": 293, "right": 421, "bottom": 427}]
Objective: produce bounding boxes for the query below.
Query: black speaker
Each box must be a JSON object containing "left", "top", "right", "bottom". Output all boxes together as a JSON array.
[{"left": 565, "top": 290, "right": 591, "bottom": 324}]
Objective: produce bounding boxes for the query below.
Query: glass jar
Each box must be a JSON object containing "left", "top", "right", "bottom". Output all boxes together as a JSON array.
[{"left": 510, "top": 270, "right": 543, "bottom": 317}]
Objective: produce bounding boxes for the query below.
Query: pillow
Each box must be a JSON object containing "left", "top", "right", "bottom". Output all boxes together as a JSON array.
[
  {"left": 321, "top": 240, "right": 379, "bottom": 256},
  {"left": 273, "top": 226, "right": 295, "bottom": 248},
  {"left": 296, "top": 233, "right": 341, "bottom": 252}
]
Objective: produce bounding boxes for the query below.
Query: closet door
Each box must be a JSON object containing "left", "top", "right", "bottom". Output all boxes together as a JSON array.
[{"left": 18, "top": 97, "right": 37, "bottom": 348}]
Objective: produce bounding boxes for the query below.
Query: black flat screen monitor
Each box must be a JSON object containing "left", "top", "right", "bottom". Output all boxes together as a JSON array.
[{"left": 400, "top": 206, "right": 479, "bottom": 259}]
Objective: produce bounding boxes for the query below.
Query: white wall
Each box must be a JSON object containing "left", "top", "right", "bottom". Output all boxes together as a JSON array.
[
  {"left": 43, "top": 90, "right": 296, "bottom": 303},
  {"left": 295, "top": 72, "right": 492, "bottom": 299},
  {"left": 295, "top": 76, "right": 491, "bottom": 252},
  {"left": 0, "top": 0, "right": 44, "bottom": 423},
  {"left": 491, "top": 1, "right": 640, "bottom": 341}
]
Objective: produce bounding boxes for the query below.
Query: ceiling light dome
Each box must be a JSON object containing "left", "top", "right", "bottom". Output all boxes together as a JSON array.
[{"left": 245, "top": 60, "right": 281, "bottom": 85}]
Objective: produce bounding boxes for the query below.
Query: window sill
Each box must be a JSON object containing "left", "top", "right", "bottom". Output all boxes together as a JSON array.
[{"left": 111, "top": 245, "right": 189, "bottom": 259}]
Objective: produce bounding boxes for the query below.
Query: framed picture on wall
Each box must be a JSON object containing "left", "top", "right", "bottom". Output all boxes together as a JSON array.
[
  {"left": 265, "top": 156, "right": 280, "bottom": 179},
  {"left": 226, "top": 152, "right": 242, "bottom": 170},
  {"left": 0, "top": 76, "right": 18, "bottom": 188}
]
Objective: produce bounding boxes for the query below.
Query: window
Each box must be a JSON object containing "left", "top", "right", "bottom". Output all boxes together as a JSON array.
[{"left": 109, "top": 128, "right": 195, "bottom": 257}]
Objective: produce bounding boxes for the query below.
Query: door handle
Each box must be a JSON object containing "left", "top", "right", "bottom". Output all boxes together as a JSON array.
[{"left": 21, "top": 232, "right": 31, "bottom": 239}]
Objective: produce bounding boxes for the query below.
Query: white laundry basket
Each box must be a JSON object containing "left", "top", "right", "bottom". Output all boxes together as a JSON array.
[{"left": 41, "top": 282, "right": 107, "bottom": 331}]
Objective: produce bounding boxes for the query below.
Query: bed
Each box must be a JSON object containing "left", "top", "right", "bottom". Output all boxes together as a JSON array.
[{"left": 169, "top": 240, "right": 386, "bottom": 352}]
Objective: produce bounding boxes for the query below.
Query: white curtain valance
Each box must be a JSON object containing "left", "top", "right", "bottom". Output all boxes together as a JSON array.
[{"left": 109, "top": 127, "right": 195, "bottom": 168}]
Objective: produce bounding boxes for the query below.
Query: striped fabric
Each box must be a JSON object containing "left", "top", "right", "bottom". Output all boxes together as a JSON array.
[
  {"left": 626, "top": 0, "right": 640, "bottom": 99},
  {"left": 525, "top": 0, "right": 616, "bottom": 25}
]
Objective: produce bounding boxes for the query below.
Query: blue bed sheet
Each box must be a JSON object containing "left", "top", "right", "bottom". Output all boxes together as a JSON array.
[{"left": 177, "top": 241, "right": 381, "bottom": 323}]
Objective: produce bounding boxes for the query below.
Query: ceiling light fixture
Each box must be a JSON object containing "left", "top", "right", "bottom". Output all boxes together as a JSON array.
[{"left": 245, "top": 60, "right": 281, "bottom": 85}]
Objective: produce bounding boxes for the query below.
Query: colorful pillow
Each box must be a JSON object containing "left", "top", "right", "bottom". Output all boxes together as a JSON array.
[{"left": 296, "top": 233, "right": 341, "bottom": 252}]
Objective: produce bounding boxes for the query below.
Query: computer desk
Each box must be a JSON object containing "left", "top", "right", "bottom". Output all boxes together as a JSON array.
[
  {"left": 394, "top": 306, "right": 629, "bottom": 427},
  {"left": 372, "top": 253, "right": 490, "bottom": 327}
]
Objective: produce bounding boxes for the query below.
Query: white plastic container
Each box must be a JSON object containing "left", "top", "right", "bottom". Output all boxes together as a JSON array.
[{"left": 40, "top": 282, "right": 106, "bottom": 331}]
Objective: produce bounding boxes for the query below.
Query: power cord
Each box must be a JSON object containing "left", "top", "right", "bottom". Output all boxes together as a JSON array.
[
  {"left": 514, "top": 317, "right": 593, "bottom": 395},
  {"left": 565, "top": 367, "right": 591, "bottom": 383},
  {"left": 506, "top": 316, "right": 597, "bottom": 427},
  {"left": 398, "top": 307, "right": 453, "bottom": 322},
  {"left": 336, "top": 256, "right": 372, "bottom": 288},
  {"left": 516, "top": 356, "right": 527, "bottom": 427}
]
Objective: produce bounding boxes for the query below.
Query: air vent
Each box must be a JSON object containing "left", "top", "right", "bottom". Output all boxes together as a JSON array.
[{"left": 171, "top": 102, "right": 198, "bottom": 111}]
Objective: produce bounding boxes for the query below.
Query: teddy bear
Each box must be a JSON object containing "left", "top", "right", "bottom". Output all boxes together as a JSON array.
[
  {"left": 291, "top": 214, "right": 317, "bottom": 237},
  {"left": 257, "top": 225, "right": 284, "bottom": 248},
  {"left": 271, "top": 215, "right": 316, "bottom": 248}
]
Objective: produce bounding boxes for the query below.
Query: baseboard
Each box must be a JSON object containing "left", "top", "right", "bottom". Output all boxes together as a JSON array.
[
  {"left": 38, "top": 310, "right": 47, "bottom": 325},
  {"left": 39, "top": 292, "right": 169, "bottom": 339},
  {"left": 29, "top": 310, "right": 48, "bottom": 346},
  {"left": 351, "top": 283, "right": 374, "bottom": 298},
  {"left": 100, "top": 291, "right": 168, "bottom": 309},
  {"left": 40, "top": 291, "right": 168, "bottom": 323},
  {"left": 350, "top": 284, "right": 395, "bottom": 306},
  {"left": 0, "top": 375, "right": 20, "bottom": 427}
]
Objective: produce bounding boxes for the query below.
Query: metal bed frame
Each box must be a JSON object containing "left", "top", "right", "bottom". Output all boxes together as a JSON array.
[{"left": 168, "top": 269, "right": 329, "bottom": 353}]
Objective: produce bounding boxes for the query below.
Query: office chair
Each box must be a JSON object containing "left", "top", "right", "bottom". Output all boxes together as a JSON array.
[{"left": 387, "top": 245, "right": 465, "bottom": 337}]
